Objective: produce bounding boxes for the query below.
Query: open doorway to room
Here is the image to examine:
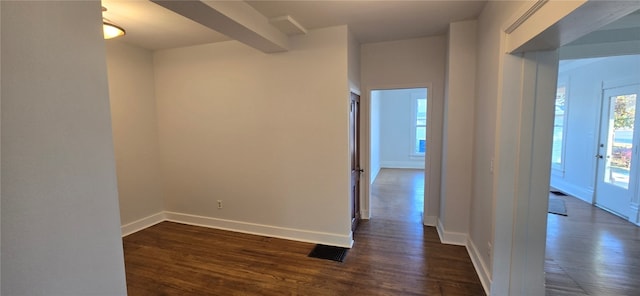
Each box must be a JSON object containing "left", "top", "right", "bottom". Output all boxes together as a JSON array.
[
  {"left": 368, "top": 87, "right": 427, "bottom": 222},
  {"left": 545, "top": 10, "right": 640, "bottom": 295}
]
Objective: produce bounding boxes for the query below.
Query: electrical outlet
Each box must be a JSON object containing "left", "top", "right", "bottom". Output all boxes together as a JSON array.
[
  {"left": 487, "top": 242, "right": 492, "bottom": 260},
  {"left": 217, "top": 200, "right": 222, "bottom": 209}
]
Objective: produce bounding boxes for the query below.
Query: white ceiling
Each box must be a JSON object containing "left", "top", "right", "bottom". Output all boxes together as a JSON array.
[
  {"left": 566, "top": 9, "right": 640, "bottom": 46},
  {"left": 102, "top": 0, "right": 230, "bottom": 50},
  {"left": 246, "top": 1, "right": 486, "bottom": 44},
  {"left": 102, "top": 0, "right": 487, "bottom": 51}
]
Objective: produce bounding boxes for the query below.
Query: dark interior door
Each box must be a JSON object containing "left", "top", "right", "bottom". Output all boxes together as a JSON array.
[{"left": 350, "top": 92, "right": 361, "bottom": 232}]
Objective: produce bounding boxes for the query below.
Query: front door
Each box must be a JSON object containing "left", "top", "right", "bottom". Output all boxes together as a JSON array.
[
  {"left": 595, "top": 84, "right": 640, "bottom": 218},
  {"left": 350, "top": 92, "right": 361, "bottom": 232}
]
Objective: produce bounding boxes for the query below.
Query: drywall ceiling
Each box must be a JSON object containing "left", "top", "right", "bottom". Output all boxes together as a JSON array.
[
  {"left": 567, "top": 8, "right": 640, "bottom": 46},
  {"left": 102, "top": 0, "right": 486, "bottom": 51},
  {"left": 102, "top": 0, "right": 230, "bottom": 50},
  {"left": 245, "top": 1, "right": 486, "bottom": 44}
]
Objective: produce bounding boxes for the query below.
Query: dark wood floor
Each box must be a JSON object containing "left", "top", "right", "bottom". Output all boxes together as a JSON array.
[
  {"left": 545, "top": 193, "right": 640, "bottom": 296},
  {"left": 123, "top": 168, "right": 485, "bottom": 295}
]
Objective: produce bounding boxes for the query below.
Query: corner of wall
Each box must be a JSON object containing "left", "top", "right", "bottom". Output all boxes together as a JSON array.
[
  {"left": 436, "top": 218, "right": 467, "bottom": 246},
  {"left": 467, "top": 237, "right": 492, "bottom": 296},
  {"left": 121, "top": 212, "right": 166, "bottom": 237},
  {"left": 423, "top": 215, "right": 438, "bottom": 227}
]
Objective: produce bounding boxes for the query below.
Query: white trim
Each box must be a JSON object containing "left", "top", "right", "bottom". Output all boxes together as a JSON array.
[
  {"left": 560, "top": 40, "right": 640, "bottom": 61},
  {"left": 551, "top": 77, "right": 570, "bottom": 172},
  {"left": 361, "top": 209, "right": 371, "bottom": 220},
  {"left": 628, "top": 203, "right": 640, "bottom": 226},
  {"left": 549, "top": 177, "right": 594, "bottom": 204},
  {"left": 411, "top": 95, "right": 427, "bottom": 156},
  {"left": 603, "top": 80, "right": 640, "bottom": 92},
  {"left": 504, "top": 0, "right": 549, "bottom": 34},
  {"left": 363, "top": 82, "right": 435, "bottom": 229},
  {"left": 550, "top": 168, "right": 564, "bottom": 178},
  {"left": 467, "top": 238, "right": 491, "bottom": 296},
  {"left": 121, "top": 212, "right": 166, "bottom": 237},
  {"left": 380, "top": 161, "right": 424, "bottom": 169},
  {"left": 121, "top": 212, "right": 354, "bottom": 247},
  {"left": 370, "top": 166, "right": 380, "bottom": 185},
  {"left": 436, "top": 219, "right": 467, "bottom": 246},
  {"left": 423, "top": 215, "right": 438, "bottom": 227},
  {"left": 164, "top": 211, "right": 354, "bottom": 248}
]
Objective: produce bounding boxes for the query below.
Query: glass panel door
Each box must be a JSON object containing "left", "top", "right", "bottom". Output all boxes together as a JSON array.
[{"left": 595, "top": 85, "right": 640, "bottom": 218}]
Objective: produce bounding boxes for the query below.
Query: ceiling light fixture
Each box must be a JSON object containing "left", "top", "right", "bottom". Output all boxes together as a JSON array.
[{"left": 102, "top": 7, "right": 126, "bottom": 40}]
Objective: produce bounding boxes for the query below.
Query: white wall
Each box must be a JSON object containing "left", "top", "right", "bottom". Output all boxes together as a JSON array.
[
  {"left": 551, "top": 55, "right": 640, "bottom": 202},
  {"left": 0, "top": 2, "right": 3, "bottom": 291},
  {"left": 348, "top": 29, "right": 361, "bottom": 94},
  {"left": 469, "top": 0, "right": 526, "bottom": 291},
  {"left": 370, "top": 91, "right": 381, "bottom": 183},
  {"left": 439, "top": 20, "right": 476, "bottom": 243},
  {"left": 1, "top": 1, "right": 127, "bottom": 294},
  {"left": 106, "top": 41, "right": 165, "bottom": 227},
  {"left": 361, "top": 36, "right": 446, "bottom": 222},
  {"left": 153, "top": 26, "right": 352, "bottom": 246},
  {"left": 379, "top": 88, "right": 426, "bottom": 169}
]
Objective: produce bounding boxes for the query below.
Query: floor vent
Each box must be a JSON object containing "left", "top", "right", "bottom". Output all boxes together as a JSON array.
[
  {"left": 308, "top": 244, "right": 348, "bottom": 262},
  {"left": 550, "top": 190, "right": 568, "bottom": 196}
]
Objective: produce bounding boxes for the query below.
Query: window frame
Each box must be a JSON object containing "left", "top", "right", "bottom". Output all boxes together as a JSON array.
[
  {"left": 552, "top": 78, "right": 570, "bottom": 175},
  {"left": 410, "top": 95, "right": 427, "bottom": 158}
]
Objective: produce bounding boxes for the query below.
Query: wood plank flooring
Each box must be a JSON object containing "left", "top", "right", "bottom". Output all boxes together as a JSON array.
[
  {"left": 545, "top": 193, "right": 640, "bottom": 296},
  {"left": 123, "top": 169, "right": 485, "bottom": 295}
]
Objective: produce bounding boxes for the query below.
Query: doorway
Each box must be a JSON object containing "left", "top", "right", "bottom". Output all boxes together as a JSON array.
[
  {"left": 368, "top": 87, "right": 427, "bottom": 219},
  {"left": 550, "top": 54, "right": 640, "bottom": 221},
  {"left": 595, "top": 85, "right": 640, "bottom": 217},
  {"left": 541, "top": 8, "right": 640, "bottom": 296}
]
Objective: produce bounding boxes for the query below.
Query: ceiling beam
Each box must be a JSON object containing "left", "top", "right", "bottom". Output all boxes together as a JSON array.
[
  {"left": 152, "top": 0, "right": 289, "bottom": 53},
  {"left": 506, "top": 0, "right": 640, "bottom": 53}
]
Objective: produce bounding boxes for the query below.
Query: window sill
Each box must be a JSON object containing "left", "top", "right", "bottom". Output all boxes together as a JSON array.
[{"left": 551, "top": 167, "right": 565, "bottom": 178}]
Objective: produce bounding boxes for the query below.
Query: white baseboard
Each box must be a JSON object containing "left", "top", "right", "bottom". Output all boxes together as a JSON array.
[
  {"left": 549, "top": 178, "right": 593, "bottom": 203},
  {"left": 467, "top": 238, "right": 491, "bottom": 295},
  {"left": 164, "top": 211, "right": 354, "bottom": 248},
  {"left": 380, "top": 161, "right": 424, "bottom": 169},
  {"left": 121, "top": 212, "right": 166, "bottom": 237},
  {"left": 370, "top": 166, "right": 381, "bottom": 185},
  {"left": 423, "top": 215, "right": 438, "bottom": 226},
  {"left": 436, "top": 219, "right": 467, "bottom": 246},
  {"left": 361, "top": 209, "right": 371, "bottom": 220}
]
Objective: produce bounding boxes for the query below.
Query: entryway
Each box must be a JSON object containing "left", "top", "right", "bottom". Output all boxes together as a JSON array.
[
  {"left": 550, "top": 54, "right": 640, "bottom": 224},
  {"left": 367, "top": 87, "right": 427, "bottom": 220},
  {"left": 595, "top": 84, "right": 640, "bottom": 218}
]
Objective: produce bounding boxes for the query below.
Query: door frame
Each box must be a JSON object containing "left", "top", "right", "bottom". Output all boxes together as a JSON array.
[
  {"left": 350, "top": 92, "right": 362, "bottom": 232},
  {"left": 493, "top": 1, "right": 640, "bottom": 295},
  {"left": 360, "top": 82, "right": 435, "bottom": 223},
  {"left": 594, "top": 83, "right": 640, "bottom": 220}
]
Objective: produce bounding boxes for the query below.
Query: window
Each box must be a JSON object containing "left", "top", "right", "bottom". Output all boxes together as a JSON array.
[
  {"left": 413, "top": 97, "right": 427, "bottom": 155},
  {"left": 552, "top": 83, "right": 568, "bottom": 170}
]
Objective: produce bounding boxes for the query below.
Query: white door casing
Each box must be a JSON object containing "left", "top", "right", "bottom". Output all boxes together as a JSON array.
[{"left": 595, "top": 84, "right": 640, "bottom": 218}]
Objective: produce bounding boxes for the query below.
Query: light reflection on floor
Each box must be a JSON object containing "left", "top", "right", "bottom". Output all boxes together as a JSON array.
[
  {"left": 370, "top": 168, "right": 425, "bottom": 223},
  {"left": 545, "top": 194, "right": 640, "bottom": 295}
]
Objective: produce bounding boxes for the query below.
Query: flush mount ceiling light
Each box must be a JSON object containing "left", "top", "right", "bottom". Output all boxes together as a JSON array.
[{"left": 102, "top": 7, "right": 126, "bottom": 39}]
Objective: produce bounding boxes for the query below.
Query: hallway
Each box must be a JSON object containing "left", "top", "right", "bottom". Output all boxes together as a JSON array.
[{"left": 354, "top": 168, "right": 484, "bottom": 295}]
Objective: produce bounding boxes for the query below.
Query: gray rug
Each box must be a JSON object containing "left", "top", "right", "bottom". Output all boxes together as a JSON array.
[{"left": 548, "top": 197, "right": 567, "bottom": 216}]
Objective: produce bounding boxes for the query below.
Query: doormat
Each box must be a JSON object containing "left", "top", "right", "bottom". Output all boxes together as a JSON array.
[
  {"left": 308, "top": 244, "right": 348, "bottom": 262},
  {"left": 548, "top": 197, "right": 568, "bottom": 216},
  {"left": 550, "top": 190, "right": 568, "bottom": 196}
]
